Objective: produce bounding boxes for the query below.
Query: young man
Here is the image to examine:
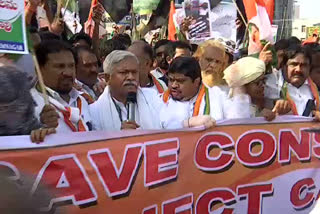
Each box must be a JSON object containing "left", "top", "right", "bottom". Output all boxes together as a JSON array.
[
  {"left": 128, "top": 41, "right": 168, "bottom": 93},
  {"left": 73, "top": 46, "right": 100, "bottom": 102},
  {"left": 150, "top": 40, "right": 175, "bottom": 89},
  {"left": 90, "top": 50, "right": 162, "bottom": 131},
  {"left": 32, "top": 40, "right": 93, "bottom": 133},
  {"left": 160, "top": 57, "right": 248, "bottom": 129}
]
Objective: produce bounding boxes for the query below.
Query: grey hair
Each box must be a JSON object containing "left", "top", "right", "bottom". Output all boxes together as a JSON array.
[{"left": 103, "top": 50, "right": 139, "bottom": 74}]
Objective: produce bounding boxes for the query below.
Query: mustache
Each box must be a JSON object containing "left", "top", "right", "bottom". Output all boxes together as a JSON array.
[{"left": 123, "top": 81, "right": 138, "bottom": 87}]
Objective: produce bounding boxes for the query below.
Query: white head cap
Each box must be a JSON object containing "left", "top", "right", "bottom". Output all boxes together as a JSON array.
[
  {"left": 223, "top": 57, "right": 265, "bottom": 97},
  {"left": 103, "top": 50, "right": 139, "bottom": 74}
]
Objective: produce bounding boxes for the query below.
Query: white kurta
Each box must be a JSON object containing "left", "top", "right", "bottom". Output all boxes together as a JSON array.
[
  {"left": 150, "top": 68, "right": 168, "bottom": 93},
  {"left": 287, "top": 81, "right": 314, "bottom": 116},
  {"left": 90, "top": 86, "right": 163, "bottom": 131},
  {"left": 160, "top": 86, "right": 251, "bottom": 129},
  {"left": 31, "top": 87, "right": 92, "bottom": 133},
  {"left": 74, "top": 79, "right": 98, "bottom": 101}
]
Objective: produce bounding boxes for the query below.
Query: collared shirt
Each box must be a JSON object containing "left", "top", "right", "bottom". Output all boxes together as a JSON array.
[
  {"left": 150, "top": 68, "right": 168, "bottom": 93},
  {"left": 30, "top": 87, "right": 93, "bottom": 133},
  {"left": 74, "top": 79, "right": 98, "bottom": 101},
  {"left": 287, "top": 81, "right": 314, "bottom": 116}
]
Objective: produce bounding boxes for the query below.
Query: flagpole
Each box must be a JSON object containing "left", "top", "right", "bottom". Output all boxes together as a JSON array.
[
  {"left": 231, "top": 0, "right": 248, "bottom": 28},
  {"left": 62, "top": 0, "right": 72, "bottom": 18},
  {"left": 32, "top": 54, "right": 49, "bottom": 105}
]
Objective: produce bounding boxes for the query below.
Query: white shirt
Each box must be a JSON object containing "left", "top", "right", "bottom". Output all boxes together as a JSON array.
[
  {"left": 160, "top": 86, "right": 251, "bottom": 129},
  {"left": 150, "top": 68, "right": 168, "bottom": 93},
  {"left": 287, "top": 81, "right": 314, "bottom": 116},
  {"left": 90, "top": 87, "right": 163, "bottom": 131},
  {"left": 75, "top": 79, "right": 97, "bottom": 101},
  {"left": 31, "top": 87, "right": 92, "bottom": 133}
]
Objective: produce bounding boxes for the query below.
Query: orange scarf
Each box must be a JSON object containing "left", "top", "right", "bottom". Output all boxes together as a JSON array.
[
  {"left": 151, "top": 75, "right": 165, "bottom": 94},
  {"left": 55, "top": 98, "right": 87, "bottom": 132},
  {"left": 286, "top": 77, "right": 320, "bottom": 115},
  {"left": 163, "top": 85, "right": 210, "bottom": 116}
]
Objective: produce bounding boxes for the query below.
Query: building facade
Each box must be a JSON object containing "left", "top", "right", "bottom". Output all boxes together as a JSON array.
[{"left": 273, "top": 0, "right": 294, "bottom": 40}]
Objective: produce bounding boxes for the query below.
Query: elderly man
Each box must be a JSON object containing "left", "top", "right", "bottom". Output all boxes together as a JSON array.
[
  {"left": 193, "top": 40, "right": 227, "bottom": 89},
  {"left": 90, "top": 50, "right": 162, "bottom": 131},
  {"left": 128, "top": 41, "right": 167, "bottom": 93},
  {"left": 160, "top": 57, "right": 248, "bottom": 129},
  {"left": 32, "top": 40, "right": 93, "bottom": 133}
]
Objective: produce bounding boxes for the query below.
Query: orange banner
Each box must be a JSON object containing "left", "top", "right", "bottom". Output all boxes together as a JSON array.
[{"left": 0, "top": 121, "right": 320, "bottom": 213}]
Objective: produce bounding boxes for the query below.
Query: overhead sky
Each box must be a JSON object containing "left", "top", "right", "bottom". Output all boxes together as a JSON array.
[{"left": 298, "top": 0, "right": 320, "bottom": 19}]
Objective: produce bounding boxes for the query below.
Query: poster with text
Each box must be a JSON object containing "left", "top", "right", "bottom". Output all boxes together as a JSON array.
[{"left": 0, "top": 0, "right": 28, "bottom": 54}]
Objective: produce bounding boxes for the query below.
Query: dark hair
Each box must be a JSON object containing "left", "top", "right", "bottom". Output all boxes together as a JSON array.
[
  {"left": 72, "top": 45, "right": 96, "bottom": 65},
  {"left": 174, "top": 41, "right": 192, "bottom": 51},
  {"left": 282, "top": 45, "right": 312, "bottom": 66},
  {"left": 69, "top": 32, "right": 92, "bottom": 47},
  {"left": 154, "top": 39, "right": 170, "bottom": 52},
  {"left": 38, "top": 31, "right": 61, "bottom": 41},
  {"left": 154, "top": 39, "right": 175, "bottom": 58},
  {"left": 191, "top": 44, "right": 198, "bottom": 53},
  {"left": 304, "top": 42, "right": 320, "bottom": 53},
  {"left": 274, "top": 39, "right": 289, "bottom": 52},
  {"left": 29, "top": 26, "right": 38, "bottom": 34},
  {"left": 36, "top": 40, "right": 75, "bottom": 67},
  {"left": 99, "top": 38, "right": 126, "bottom": 59},
  {"left": 112, "top": 33, "right": 132, "bottom": 48},
  {"left": 130, "top": 40, "right": 154, "bottom": 60},
  {"left": 168, "top": 57, "right": 201, "bottom": 81},
  {"left": 288, "top": 36, "right": 301, "bottom": 46}
]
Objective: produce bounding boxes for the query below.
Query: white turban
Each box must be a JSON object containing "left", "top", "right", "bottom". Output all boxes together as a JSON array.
[
  {"left": 224, "top": 57, "right": 265, "bottom": 88},
  {"left": 103, "top": 50, "right": 139, "bottom": 74}
]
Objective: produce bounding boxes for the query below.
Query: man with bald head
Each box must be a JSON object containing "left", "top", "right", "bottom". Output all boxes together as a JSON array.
[
  {"left": 90, "top": 50, "right": 163, "bottom": 131},
  {"left": 128, "top": 41, "right": 168, "bottom": 93}
]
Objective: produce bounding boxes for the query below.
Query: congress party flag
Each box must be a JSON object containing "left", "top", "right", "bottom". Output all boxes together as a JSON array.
[
  {"left": 0, "top": 0, "right": 28, "bottom": 54},
  {"left": 243, "top": 0, "right": 274, "bottom": 54}
]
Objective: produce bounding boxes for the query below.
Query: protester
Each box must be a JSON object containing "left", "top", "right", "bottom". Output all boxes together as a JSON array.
[
  {"left": 90, "top": 50, "right": 162, "bottom": 131},
  {"left": 224, "top": 57, "right": 277, "bottom": 121},
  {"left": 160, "top": 57, "right": 248, "bottom": 129},
  {"left": 128, "top": 41, "right": 168, "bottom": 93},
  {"left": 306, "top": 43, "right": 320, "bottom": 90},
  {"left": 153, "top": 39, "right": 174, "bottom": 74},
  {"left": 32, "top": 40, "right": 93, "bottom": 132},
  {"left": 173, "top": 41, "right": 192, "bottom": 58},
  {"left": 73, "top": 46, "right": 100, "bottom": 103},
  {"left": 280, "top": 45, "right": 319, "bottom": 117},
  {"left": 193, "top": 40, "right": 227, "bottom": 89},
  {"left": 264, "top": 39, "right": 290, "bottom": 105},
  {"left": 0, "top": 65, "right": 55, "bottom": 142}
]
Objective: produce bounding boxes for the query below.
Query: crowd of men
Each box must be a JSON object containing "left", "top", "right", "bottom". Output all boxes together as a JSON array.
[{"left": 1, "top": 1, "right": 320, "bottom": 143}]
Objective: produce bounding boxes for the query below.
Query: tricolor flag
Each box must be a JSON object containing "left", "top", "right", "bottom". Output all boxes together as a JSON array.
[
  {"left": 84, "top": 0, "right": 98, "bottom": 37},
  {"left": 243, "top": 0, "right": 274, "bottom": 44},
  {"left": 168, "top": 0, "right": 177, "bottom": 41}
]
